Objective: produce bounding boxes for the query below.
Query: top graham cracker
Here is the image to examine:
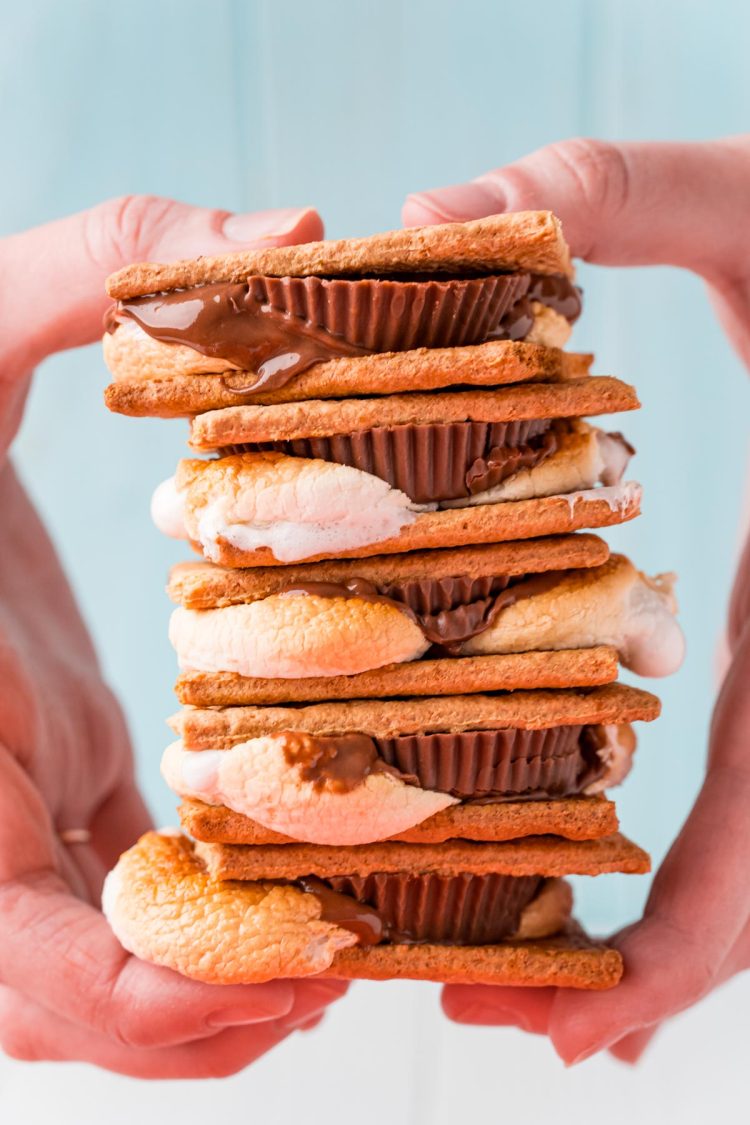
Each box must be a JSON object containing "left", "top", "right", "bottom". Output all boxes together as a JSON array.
[{"left": 106, "top": 212, "right": 574, "bottom": 299}]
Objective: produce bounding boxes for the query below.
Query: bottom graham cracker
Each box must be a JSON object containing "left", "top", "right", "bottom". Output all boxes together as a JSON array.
[{"left": 321, "top": 925, "right": 622, "bottom": 989}]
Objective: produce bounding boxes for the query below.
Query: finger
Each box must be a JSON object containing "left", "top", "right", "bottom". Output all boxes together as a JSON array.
[
  {"left": 545, "top": 622, "right": 750, "bottom": 1065},
  {"left": 608, "top": 1025, "right": 659, "bottom": 1065},
  {"left": 0, "top": 985, "right": 292, "bottom": 1080},
  {"left": 441, "top": 985, "right": 554, "bottom": 1033},
  {"left": 0, "top": 753, "right": 298, "bottom": 1046},
  {"left": 403, "top": 135, "right": 750, "bottom": 279},
  {"left": 89, "top": 778, "right": 153, "bottom": 873},
  {"left": 0, "top": 196, "right": 324, "bottom": 378}
]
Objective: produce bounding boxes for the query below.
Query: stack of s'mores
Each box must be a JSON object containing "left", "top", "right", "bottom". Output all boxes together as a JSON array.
[{"left": 102, "top": 213, "right": 683, "bottom": 990}]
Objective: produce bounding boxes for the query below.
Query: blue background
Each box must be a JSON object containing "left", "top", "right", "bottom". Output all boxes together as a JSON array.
[{"left": 1, "top": 1, "right": 748, "bottom": 1118}]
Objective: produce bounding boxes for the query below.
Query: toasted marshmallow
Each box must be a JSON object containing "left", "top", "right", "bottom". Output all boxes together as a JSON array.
[
  {"left": 525, "top": 304, "right": 573, "bottom": 349},
  {"left": 462, "top": 555, "right": 684, "bottom": 678},
  {"left": 162, "top": 452, "right": 423, "bottom": 564},
  {"left": 513, "top": 878, "right": 573, "bottom": 940},
  {"left": 103, "top": 831, "right": 356, "bottom": 983},
  {"left": 151, "top": 476, "right": 188, "bottom": 539},
  {"left": 161, "top": 737, "right": 456, "bottom": 845},
  {"left": 584, "top": 724, "right": 637, "bottom": 795},
  {"left": 104, "top": 320, "right": 239, "bottom": 382},
  {"left": 170, "top": 593, "right": 428, "bottom": 679}
]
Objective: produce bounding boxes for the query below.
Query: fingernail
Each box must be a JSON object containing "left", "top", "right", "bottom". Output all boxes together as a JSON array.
[
  {"left": 206, "top": 984, "right": 295, "bottom": 1027},
  {"left": 406, "top": 181, "right": 505, "bottom": 223},
  {"left": 222, "top": 207, "right": 316, "bottom": 243},
  {"left": 451, "top": 1003, "right": 533, "bottom": 1030},
  {"left": 566, "top": 1042, "right": 607, "bottom": 1067}
]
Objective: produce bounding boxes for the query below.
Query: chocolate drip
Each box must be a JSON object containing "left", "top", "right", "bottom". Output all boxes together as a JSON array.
[
  {"left": 493, "top": 273, "right": 582, "bottom": 341},
  {"left": 466, "top": 426, "right": 559, "bottom": 495},
  {"left": 107, "top": 280, "right": 368, "bottom": 394},
  {"left": 306, "top": 872, "right": 544, "bottom": 945},
  {"left": 278, "top": 568, "right": 566, "bottom": 652},
  {"left": 108, "top": 270, "right": 581, "bottom": 395},
  {"left": 298, "top": 875, "right": 385, "bottom": 945},
  {"left": 279, "top": 731, "right": 383, "bottom": 793},
  {"left": 227, "top": 418, "right": 561, "bottom": 504}
]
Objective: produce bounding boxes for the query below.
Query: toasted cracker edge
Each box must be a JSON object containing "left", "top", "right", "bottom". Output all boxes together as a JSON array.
[
  {"left": 104, "top": 341, "right": 594, "bottom": 418},
  {"left": 194, "top": 832, "right": 650, "bottom": 881},
  {"left": 188, "top": 377, "right": 639, "bottom": 448},
  {"left": 170, "top": 682, "right": 661, "bottom": 748},
  {"left": 167, "top": 535, "right": 610, "bottom": 606},
  {"left": 174, "top": 647, "right": 620, "bottom": 706},
  {"left": 106, "top": 212, "right": 574, "bottom": 299},
  {"left": 321, "top": 931, "right": 622, "bottom": 989}
]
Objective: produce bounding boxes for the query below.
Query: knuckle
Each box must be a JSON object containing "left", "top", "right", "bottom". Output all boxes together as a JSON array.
[
  {"left": 104, "top": 1000, "right": 153, "bottom": 1049},
  {"left": 546, "top": 137, "right": 630, "bottom": 216},
  {"left": 85, "top": 193, "right": 177, "bottom": 272}
]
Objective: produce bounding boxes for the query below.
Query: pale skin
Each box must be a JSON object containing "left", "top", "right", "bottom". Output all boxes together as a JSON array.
[
  {"left": 403, "top": 135, "right": 750, "bottom": 1065},
  {"left": 0, "top": 197, "right": 349, "bottom": 1079}
]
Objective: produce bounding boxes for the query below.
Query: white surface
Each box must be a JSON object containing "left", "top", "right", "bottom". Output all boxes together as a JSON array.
[{"left": 0, "top": 975, "right": 745, "bottom": 1122}]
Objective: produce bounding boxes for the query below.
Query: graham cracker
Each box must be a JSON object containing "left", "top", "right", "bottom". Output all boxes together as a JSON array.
[
  {"left": 168, "top": 535, "right": 610, "bottom": 608},
  {"left": 188, "top": 377, "right": 638, "bottom": 449},
  {"left": 104, "top": 341, "right": 594, "bottom": 418},
  {"left": 179, "top": 795, "right": 618, "bottom": 846},
  {"left": 175, "top": 647, "right": 620, "bottom": 706},
  {"left": 194, "top": 831, "right": 650, "bottom": 881},
  {"left": 106, "top": 211, "right": 574, "bottom": 299},
  {"left": 201, "top": 485, "right": 642, "bottom": 567},
  {"left": 170, "top": 683, "right": 660, "bottom": 750},
  {"left": 322, "top": 928, "right": 622, "bottom": 988}
]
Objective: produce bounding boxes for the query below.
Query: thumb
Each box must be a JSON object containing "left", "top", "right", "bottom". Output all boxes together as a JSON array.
[
  {"left": 403, "top": 135, "right": 750, "bottom": 279},
  {"left": 0, "top": 196, "right": 323, "bottom": 379}
]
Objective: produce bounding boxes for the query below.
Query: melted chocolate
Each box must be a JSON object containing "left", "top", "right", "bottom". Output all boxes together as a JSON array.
[
  {"left": 466, "top": 426, "right": 559, "bottom": 495},
  {"left": 280, "top": 731, "right": 382, "bottom": 793},
  {"left": 109, "top": 281, "right": 368, "bottom": 393},
  {"left": 492, "top": 273, "right": 583, "bottom": 341},
  {"left": 298, "top": 875, "right": 385, "bottom": 945},
  {"left": 109, "top": 270, "right": 581, "bottom": 395},
  {"left": 280, "top": 569, "right": 566, "bottom": 652}
]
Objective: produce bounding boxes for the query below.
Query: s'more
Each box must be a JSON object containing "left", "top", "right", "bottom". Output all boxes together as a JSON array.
[{"left": 101, "top": 211, "right": 683, "bottom": 991}]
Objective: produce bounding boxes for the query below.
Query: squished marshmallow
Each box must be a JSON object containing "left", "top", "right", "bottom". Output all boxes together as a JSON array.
[
  {"left": 151, "top": 477, "right": 188, "bottom": 540},
  {"left": 170, "top": 594, "right": 428, "bottom": 678},
  {"left": 619, "top": 569, "right": 685, "bottom": 677},
  {"left": 103, "top": 831, "right": 357, "bottom": 983},
  {"left": 462, "top": 554, "right": 684, "bottom": 678},
  {"left": 161, "top": 737, "right": 457, "bottom": 845},
  {"left": 563, "top": 480, "right": 642, "bottom": 514},
  {"left": 178, "top": 453, "right": 423, "bottom": 563},
  {"left": 584, "top": 724, "right": 637, "bottom": 795}
]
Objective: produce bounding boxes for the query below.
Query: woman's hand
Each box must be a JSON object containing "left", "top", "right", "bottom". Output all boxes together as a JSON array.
[
  {"left": 404, "top": 136, "right": 750, "bottom": 1065},
  {"left": 0, "top": 196, "right": 348, "bottom": 1078}
]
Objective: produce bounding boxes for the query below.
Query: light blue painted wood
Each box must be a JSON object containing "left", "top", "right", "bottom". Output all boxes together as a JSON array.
[{"left": 1, "top": 0, "right": 749, "bottom": 1110}]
